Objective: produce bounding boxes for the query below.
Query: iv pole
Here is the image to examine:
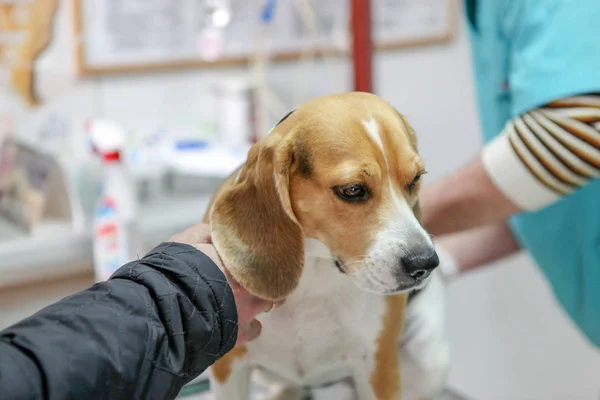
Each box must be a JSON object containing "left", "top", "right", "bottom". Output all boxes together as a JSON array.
[{"left": 350, "top": 0, "right": 373, "bottom": 93}]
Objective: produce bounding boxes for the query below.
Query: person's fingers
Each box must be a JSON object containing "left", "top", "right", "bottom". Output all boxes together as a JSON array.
[
  {"left": 274, "top": 299, "right": 286, "bottom": 308},
  {"left": 194, "top": 224, "right": 212, "bottom": 243},
  {"left": 222, "top": 267, "right": 240, "bottom": 289},
  {"left": 185, "top": 224, "right": 212, "bottom": 243},
  {"left": 223, "top": 265, "right": 286, "bottom": 312},
  {"left": 244, "top": 292, "right": 286, "bottom": 316},
  {"left": 238, "top": 319, "right": 262, "bottom": 345},
  {"left": 252, "top": 298, "right": 275, "bottom": 315},
  {"left": 247, "top": 319, "right": 262, "bottom": 341},
  {"left": 169, "top": 223, "right": 212, "bottom": 245}
]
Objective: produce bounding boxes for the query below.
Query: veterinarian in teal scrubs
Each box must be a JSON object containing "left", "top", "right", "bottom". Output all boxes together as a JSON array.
[{"left": 420, "top": 0, "right": 600, "bottom": 347}]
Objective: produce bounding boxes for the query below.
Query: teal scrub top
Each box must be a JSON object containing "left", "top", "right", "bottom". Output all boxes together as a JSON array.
[{"left": 465, "top": 0, "right": 600, "bottom": 347}]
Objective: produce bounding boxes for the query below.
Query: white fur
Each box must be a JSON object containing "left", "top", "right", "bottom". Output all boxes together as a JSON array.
[
  {"left": 304, "top": 238, "right": 335, "bottom": 259},
  {"left": 400, "top": 270, "right": 450, "bottom": 398},
  {"left": 209, "top": 248, "right": 449, "bottom": 400},
  {"left": 363, "top": 118, "right": 385, "bottom": 152}
]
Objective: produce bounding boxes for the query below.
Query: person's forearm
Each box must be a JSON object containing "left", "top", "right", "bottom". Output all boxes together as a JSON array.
[
  {"left": 435, "top": 221, "right": 521, "bottom": 276},
  {"left": 0, "top": 242, "right": 238, "bottom": 400},
  {"left": 421, "top": 94, "right": 600, "bottom": 237},
  {"left": 420, "top": 157, "right": 520, "bottom": 236}
]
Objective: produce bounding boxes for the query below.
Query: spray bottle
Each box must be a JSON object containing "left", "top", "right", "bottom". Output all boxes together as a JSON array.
[{"left": 87, "top": 118, "right": 143, "bottom": 282}]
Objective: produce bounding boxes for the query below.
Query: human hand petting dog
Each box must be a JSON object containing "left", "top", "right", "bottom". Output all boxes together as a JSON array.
[{"left": 170, "top": 224, "right": 283, "bottom": 346}]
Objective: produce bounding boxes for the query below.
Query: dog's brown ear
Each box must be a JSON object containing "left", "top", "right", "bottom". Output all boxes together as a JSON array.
[{"left": 210, "top": 132, "right": 303, "bottom": 301}]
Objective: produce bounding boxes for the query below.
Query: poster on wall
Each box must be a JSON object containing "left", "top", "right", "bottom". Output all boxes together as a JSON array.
[
  {"left": 73, "top": 0, "right": 457, "bottom": 75},
  {"left": 0, "top": 0, "right": 59, "bottom": 106}
]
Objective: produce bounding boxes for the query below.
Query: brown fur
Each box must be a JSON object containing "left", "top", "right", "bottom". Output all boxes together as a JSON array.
[
  {"left": 211, "top": 346, "right": 248, "bottom": 384},
  {"left": 203, "top": 92, "right": 428, "bottom": 398},
  {"left": 370, "top": 293, "right": 409, "bottom": 399}
]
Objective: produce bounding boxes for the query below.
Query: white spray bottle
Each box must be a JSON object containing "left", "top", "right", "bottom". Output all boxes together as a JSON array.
[{"left": 87, "top": 118, "right": 143, "bottom": 282}]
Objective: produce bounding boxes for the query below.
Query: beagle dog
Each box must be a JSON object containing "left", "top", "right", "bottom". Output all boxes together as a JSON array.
[{"left": 203, "top": 92, "right": 450, "bottom": 400}]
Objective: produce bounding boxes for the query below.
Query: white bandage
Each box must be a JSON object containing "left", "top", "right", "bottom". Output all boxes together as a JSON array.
[{"left": 482, "top": 100, "right": 600, "bottom": 211}]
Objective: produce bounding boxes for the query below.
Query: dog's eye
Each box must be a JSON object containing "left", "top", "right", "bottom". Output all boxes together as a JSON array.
[
  {"left": 334, "top": 184, "right": 369, "bottom": 203},
  {"left": 408, "top": 175, "right": 421, "bottom": 193}
]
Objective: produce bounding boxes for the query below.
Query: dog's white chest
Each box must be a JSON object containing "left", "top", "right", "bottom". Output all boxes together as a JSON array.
[{"left": 247, "top": 257, "right": 386, "bottom": 387}]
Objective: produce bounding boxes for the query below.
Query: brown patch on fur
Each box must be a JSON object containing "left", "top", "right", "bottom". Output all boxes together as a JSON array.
[
  {"left": 370, "top": 293, "right": 408, "bottom": 400},
  {"left": 210, "top": 346, "right": 248, "bottom": 384},
  {"left": 396, "top": 112, "right": 419, "bottom": 152},
  {"left": 288, "top": 123, "right": 386, "bottom": 263},
  {"left": 377, "top": 111, "right": 425, "bottom": 197},
  {"left": 294, "top": 136, "right": 313, "bottom": 177},
  {"left": 287, "top": 93, "right": 426, "bottom": 265}
]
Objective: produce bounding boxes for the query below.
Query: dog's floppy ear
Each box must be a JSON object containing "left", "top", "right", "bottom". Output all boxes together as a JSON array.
[{"left": 210, "top": 130, "right": 303, "bottom": 301}]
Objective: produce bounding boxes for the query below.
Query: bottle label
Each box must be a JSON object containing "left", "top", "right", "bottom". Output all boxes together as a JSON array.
[{"left": 93, "top": 196, "right": 129, "bottom": 282}]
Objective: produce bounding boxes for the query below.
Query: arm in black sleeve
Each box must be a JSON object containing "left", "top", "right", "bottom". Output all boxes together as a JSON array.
[{"left": 0, "top": 242, "right": 238, "bottom": 400}]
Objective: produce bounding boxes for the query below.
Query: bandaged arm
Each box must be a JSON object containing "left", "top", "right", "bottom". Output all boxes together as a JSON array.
[
  {"left": 483, "top": 94, "right": 600, "bottom": 210},
  {"left": 421, "top": 94, "right": 600, "bottom": 236}
]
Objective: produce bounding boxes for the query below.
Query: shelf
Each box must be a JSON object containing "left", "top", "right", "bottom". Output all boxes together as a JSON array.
[{"left": 0, "top": 192, "right": 214, "bottom": 288}]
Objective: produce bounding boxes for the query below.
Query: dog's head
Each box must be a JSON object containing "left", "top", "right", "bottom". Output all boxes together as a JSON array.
[{"left": 210, "top": 92, "right": 438, "bottom": 301}]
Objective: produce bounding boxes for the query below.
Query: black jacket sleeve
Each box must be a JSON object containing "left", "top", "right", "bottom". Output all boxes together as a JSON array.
[{"left": 0, "top": 242, "right": 238, "bottom": 400}]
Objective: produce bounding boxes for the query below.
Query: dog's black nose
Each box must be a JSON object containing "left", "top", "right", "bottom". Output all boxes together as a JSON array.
[{"left": 402, "top": 248, "right": 439, "bottom": 280}]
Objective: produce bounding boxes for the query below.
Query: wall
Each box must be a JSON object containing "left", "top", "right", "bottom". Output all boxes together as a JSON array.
[
  {"left": 448, "top": 254, "right": 600, "bottom": 400},
  {"left": 0, "top": 0, "right": 482, "bottom": 171},
  {"left": 1, "top": 1, "right": 600, "bottom": 399}
]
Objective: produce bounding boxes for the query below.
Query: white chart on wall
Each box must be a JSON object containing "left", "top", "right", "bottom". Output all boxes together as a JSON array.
[{"left": 73, "top": 0, "right": 457, "bottom": 75}]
